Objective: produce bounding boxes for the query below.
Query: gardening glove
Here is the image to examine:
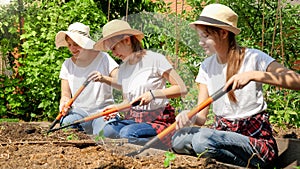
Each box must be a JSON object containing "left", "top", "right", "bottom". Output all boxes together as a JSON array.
[{"left": 175, "top": 110, "right": 197, "bottom": 130}]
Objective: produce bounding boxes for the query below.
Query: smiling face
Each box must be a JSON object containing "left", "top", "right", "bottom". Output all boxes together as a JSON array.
[
  {"left": 196, "top": 25, "right": 219, "bottom": 56},
  {"left": 66, "top": 36, "right": 83, "bottom": 58},
  {"left": 195, "top": 25, "right": 232, "bottom": 64}
]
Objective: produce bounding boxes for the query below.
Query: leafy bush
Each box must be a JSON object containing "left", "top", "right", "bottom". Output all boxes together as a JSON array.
[
  {"left": 0, "top": 0, "right": 299, "bottom": 128},
  {"left": 265, "top": 85, "right": 300, "bottom": 127}
]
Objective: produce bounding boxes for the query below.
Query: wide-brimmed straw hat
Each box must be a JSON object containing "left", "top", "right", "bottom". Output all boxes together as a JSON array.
[
  {"left": 55, "top": 22, "right": 95, "bottom": 49},
  {"left": 189, "top": 4, "right": 241, "bottom": 35},
  {"left": 94, "top": 19, "right": 144, "bottom": 51}
]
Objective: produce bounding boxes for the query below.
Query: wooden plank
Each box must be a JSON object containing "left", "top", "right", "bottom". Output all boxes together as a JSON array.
[
  {"left": 0, "top": 140, "right": 96, "bottom": 147},
  {"left": 275, "top": 138, "right": 300, "bottom": 169}
]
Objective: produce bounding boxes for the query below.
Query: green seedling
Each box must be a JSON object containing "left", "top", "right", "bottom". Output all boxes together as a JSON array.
[
  {"left": 197, "top": 148, "right": 208, "bottom": 158},
  {"left": 94, "top": 130, "right": 105, "bottom": 142},
  {"left": 66, "top": 133, "right": 78, "bottom": 140},
  {"left": 164, "top": 151, "right": 176, "bottom": 168}
]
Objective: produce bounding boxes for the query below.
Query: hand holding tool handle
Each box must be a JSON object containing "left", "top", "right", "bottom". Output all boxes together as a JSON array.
[
  {"left": 47, "top": 100, "right": 141, "bottom": 133},
  {"left": 126, "top": 85, "right": 232, "bottom": 156},
  {"left": 48, "top": 79, "right": 91, "bottom": 130}
]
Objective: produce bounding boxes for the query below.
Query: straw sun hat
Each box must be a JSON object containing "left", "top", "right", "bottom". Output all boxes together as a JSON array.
[
  {"left": 189, "top": 4, "right": 241, "bottom": 35},
  {"left": 55, "top": 22, "right": 95, "bottom": 49},
  {"left": 94, "top": 19, "right": 144, "bottom": 51}
]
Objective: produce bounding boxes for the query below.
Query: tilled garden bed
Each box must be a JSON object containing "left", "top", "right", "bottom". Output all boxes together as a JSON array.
[{"left": 0, "top": 122, "right": 298, "bottom": 169}]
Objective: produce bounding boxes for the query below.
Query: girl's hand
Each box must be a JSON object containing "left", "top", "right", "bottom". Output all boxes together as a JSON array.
[
  {"left": 104, "top": 112, "right": 118, "bottom": 121},
  {"left": 224, "top": 72, "right": 252, "bottom": 91},
  {"left": 59, "top": 98, "right": 71, "bottom": 116},
  {"left": 132, "top": 91, "right": 154, "bottom": 106},
  {"left": 175, "top": 110, "right": 196, "bottom": 130},
  {"left": 88, "top": 71, "right": 103, "bottom": 82},
  {"left": 101, "top": 105, "right": 118, "bottom": 121}
]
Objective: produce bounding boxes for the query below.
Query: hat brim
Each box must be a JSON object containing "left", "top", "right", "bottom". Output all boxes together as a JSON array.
[
  {"left": 55, "top": 31, "right": 96, "bottom": 49},
  {"left": 94, "top": 29, "right": 144, "bottom": 51},
  {"left": 189, "top": 20, "right": 241, "bottom": 35}
]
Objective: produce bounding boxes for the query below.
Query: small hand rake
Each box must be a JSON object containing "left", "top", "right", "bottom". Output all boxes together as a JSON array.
[
  {"left": 125, "top": 85, "right": 232, "bottom": 157},
  {"left": 48, "top": 78, "right": 91, "bottom": 132},
  {"left": 47, "top": 100, "right": 141, "bottom": 133}
]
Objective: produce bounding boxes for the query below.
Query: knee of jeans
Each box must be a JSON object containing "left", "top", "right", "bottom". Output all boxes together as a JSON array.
[
  {"left": 92, "top": 118, "right": 106, "bottom": 135},
  {"left": 60, "top": 113, "right": 82, "bottom": 126},
  {"left": 171, "top": 129, "right": 196, "bottom": 156},
  {"left": 119, "top": 126, "right": 137, "bottom": 138},
  {"left": 191, "top": 128, "right": 215, "bottom": 154},
  {"left": 171, "top": 131, "right": 183, "bottom": 148},
  {"left": 103, "top": 125, "right": 120, "bottom": 138},
  {"left": 171, "top": 141, "right": 197, "bottom": 156}
]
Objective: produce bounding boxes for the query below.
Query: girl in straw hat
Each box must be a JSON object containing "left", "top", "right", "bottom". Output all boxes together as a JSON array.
[
  {"left": 93, "top": 19, "right": 187, "bottom": 146},
  {"left": 56, "top": 22, "right": 119, "bottom": 135},
  {"left": 172, "top": 3, "right": 300, "bottom": 168}
]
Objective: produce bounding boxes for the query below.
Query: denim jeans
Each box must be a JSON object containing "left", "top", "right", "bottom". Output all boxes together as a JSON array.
[
  {"left": 172, "top": 127, "right": 267, "bottom": 168},
  {"left": 60, "top": 108, "right": 106, "bottom": 135},
  {"left": 103, "top": 119, "right": 157, "bottom": 145}
]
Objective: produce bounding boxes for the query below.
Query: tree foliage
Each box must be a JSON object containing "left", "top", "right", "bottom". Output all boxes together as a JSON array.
[{"left": 0, "top": 0, "right": 299, "bottom": 127}]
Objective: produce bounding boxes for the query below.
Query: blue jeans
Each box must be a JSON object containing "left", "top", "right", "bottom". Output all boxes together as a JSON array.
[
  {"left": 103, "top": 119, "right": 157, "bottom": 145},
  {"left": 60, "top": 108, "right": 106, "bottom": 135},
  {"left": 172, "top": 127, "right": 267, "bottom": 168}
]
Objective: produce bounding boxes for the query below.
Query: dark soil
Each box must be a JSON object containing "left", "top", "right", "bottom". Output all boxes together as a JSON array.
[{"left": 0, "top": 122, "right": 299, "bottom": 169}]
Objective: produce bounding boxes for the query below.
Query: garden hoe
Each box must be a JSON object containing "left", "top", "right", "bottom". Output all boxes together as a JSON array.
[
  {"left": 47, "top": 100, "right": 141, "bottom": 133},
  {"left": 125, "top": 85, "right": 233, "bottom": 157},
  {"left": 48, "top": 78, "right": 91, "bottom": 132}
]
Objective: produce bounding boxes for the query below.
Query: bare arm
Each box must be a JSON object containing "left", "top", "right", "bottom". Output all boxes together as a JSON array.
[
  {"left": 224, "top": 61, "right": 300, "bottom": 91},
  {"left": 131, "top": 68, "right": 188, "bottom": 106},
  {"left": 261, "top": 61, "right": 300, "bottom": 90},
  {"left": 152, "top": 68, "right": 188, "bottom": 99},
  {"left": 88, "top": 67, "right": 122, "bottom": 90},
  {"left": 194, "top": 83, "right": 210, "bottom": 126},
  {"left": 175, "top": 83, "right": 209, "bottom": 129},
  {"left": 102, "top": 67, "right": 122, "bottom": 90},
  {"left": 59, "top": 79, "right": 71, "bottom": 111}
]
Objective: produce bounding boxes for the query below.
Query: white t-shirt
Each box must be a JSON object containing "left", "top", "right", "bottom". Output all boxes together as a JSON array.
[
  {"left": 196, "top": 48, "right": 275, "bottom": 120},
  {"left": 59, "top": 52, "right": 118, "bottom": 114},
  {"left": 118, "top": 50, "right": 173, "bottom": 110}
]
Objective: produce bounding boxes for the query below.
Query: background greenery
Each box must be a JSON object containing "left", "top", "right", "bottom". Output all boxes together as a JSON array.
[{"left": 0, "top": 0, "right": 299, "bottom": 127}]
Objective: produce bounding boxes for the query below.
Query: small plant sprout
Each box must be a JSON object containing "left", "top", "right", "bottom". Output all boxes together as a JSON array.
[
  {"left": 94, "top": 130, "right": 105, "bottom": 144},
  {"left": 66, "top": 133, "right": 78, "bottom": 140},
  {"left": 197, "top": 148, "right": 209, "bottom": 158},
  {"left": 164, "top": 151, "right": 176, "bottom": 168}
]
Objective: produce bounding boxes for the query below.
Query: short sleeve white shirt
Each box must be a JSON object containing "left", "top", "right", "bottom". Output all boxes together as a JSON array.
[
  {"left": 118, "top": 50, "right": 173, "bottom": 110},
  {"left": 196, "top": 48, "right": 275, "bottom": 120},
  {"left": 59, "top": 52, "right": 118, "bottom": 114}
]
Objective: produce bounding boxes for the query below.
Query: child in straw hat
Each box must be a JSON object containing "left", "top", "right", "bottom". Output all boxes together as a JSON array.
[
  {"left": 93, "top": 19, "right": 187, "bottom": 146},
  {"left": 172, "top": 3, "right": 300, "bottom": 168},
  {"left": 56, "top": 22, "right": 119, "bottom": 135}
]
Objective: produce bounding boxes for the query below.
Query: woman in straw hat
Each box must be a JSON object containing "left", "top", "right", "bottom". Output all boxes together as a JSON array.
[
  {"left": 172, "top": 3, "right": 300, "bottom": 168},
  {"left": 56, "top": 22, "right": 119, "bottom": 135},
  {"left": 93, "top": 19, "right": 187, "bottom": 145}
]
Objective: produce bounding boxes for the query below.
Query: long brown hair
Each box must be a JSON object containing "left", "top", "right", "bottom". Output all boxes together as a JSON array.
[
  {"left": 129, "top": 35, "right": 145, "bottom": 59},
  {"left": 204, "top": 26, "right": 245, "bottom": 103},
  {"left": 226, "top": 32, "right": 245, "bottom": 103}
]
